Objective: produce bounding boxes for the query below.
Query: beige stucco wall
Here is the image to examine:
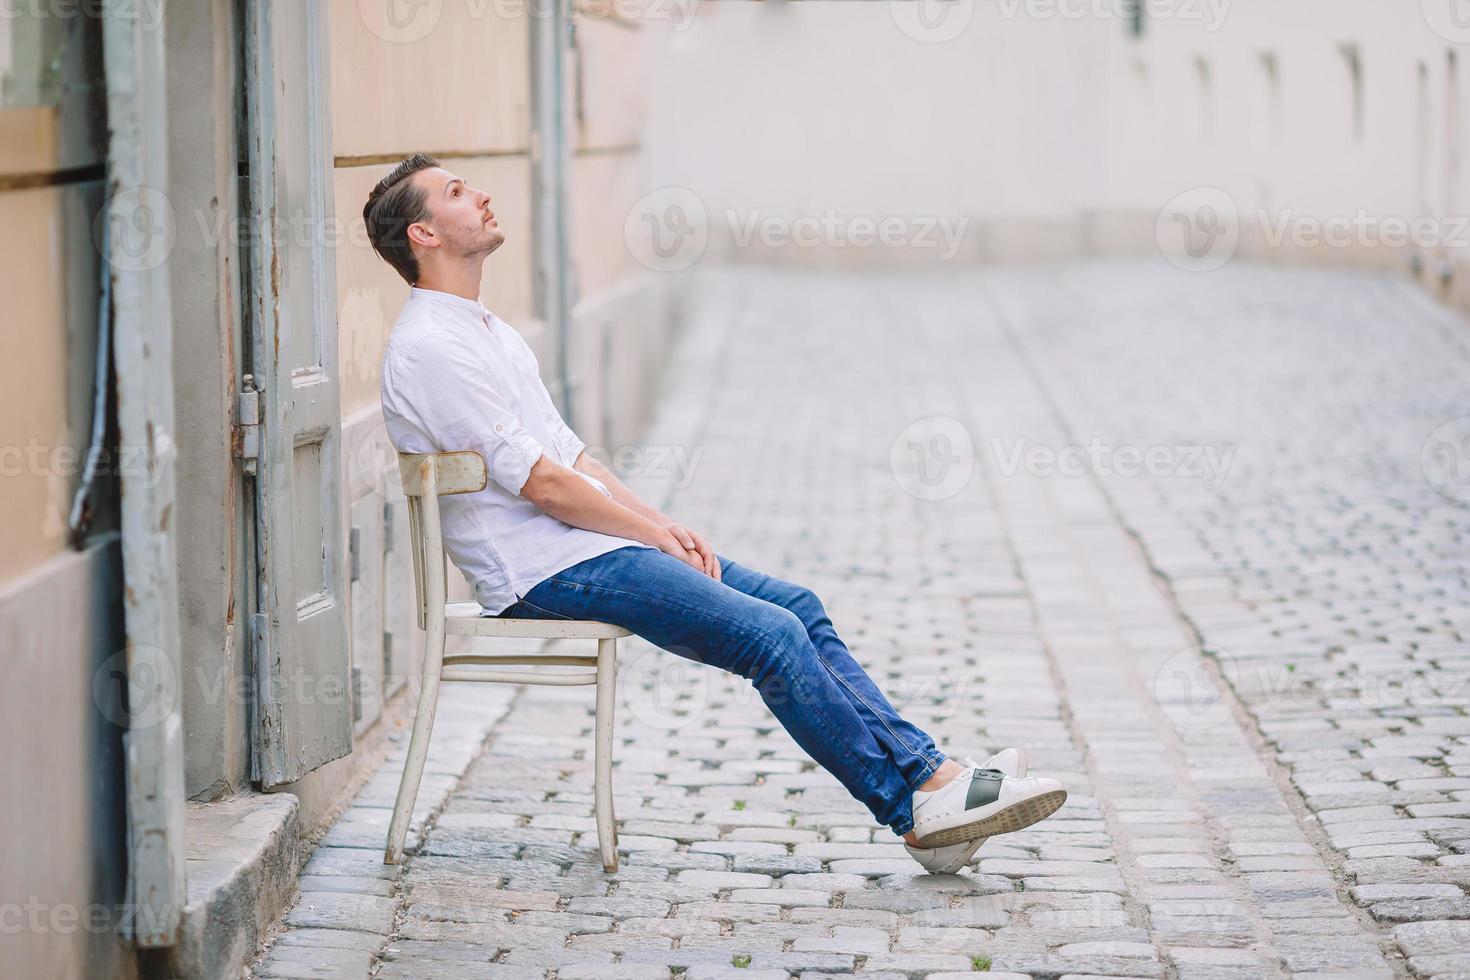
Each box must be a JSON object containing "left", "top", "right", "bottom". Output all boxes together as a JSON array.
[
  {"left": 0, "top": 186, "right": 78, "bottom": 585},
  {"left": 0, "top": 106, "right": 107, "bottom": 589}
]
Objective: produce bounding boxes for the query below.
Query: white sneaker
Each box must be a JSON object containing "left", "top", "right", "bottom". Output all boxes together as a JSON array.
[
  {"left": 904, "top": 749, "right": 1028, "bottom": 874},
  {"left": 909, "top": 752, "right": 1066, "bottom": 849}
]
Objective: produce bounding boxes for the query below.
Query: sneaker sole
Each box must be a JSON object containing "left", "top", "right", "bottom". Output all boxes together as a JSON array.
[
  {"left": 906, "top": 835, "right": 987, "bottom": 875},
  {"left": 914, "top": 788, "right": 1068, "bottom": 848}
]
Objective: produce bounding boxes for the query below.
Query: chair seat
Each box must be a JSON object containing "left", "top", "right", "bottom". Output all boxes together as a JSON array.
[{"left": 444, "top": 600, "right": 633, "bottom": 639}]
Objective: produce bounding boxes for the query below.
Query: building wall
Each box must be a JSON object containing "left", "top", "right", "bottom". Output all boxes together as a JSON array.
[
  {"left": 0, "top": 12, "right": 135, "bottom": 980},
  {"left": 645, "top": 1, "right": 1470, "bottom": 303}
]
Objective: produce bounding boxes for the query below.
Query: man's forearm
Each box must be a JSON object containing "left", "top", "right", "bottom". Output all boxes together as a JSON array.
[
  {"left": 524, "top": 454, "right": 673, "bottom": 548},
  {"left": 572, "top": 451, "right": 672, "bottom": 525}
]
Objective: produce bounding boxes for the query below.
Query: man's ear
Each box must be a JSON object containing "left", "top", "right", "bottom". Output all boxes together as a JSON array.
[{"left": 406, "top": 221, "right": 436, "bottom": 249}]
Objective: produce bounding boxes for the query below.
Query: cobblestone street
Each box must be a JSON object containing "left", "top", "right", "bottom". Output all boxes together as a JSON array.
[{"left": 252, "top": 262, "right": 1470, "bottom": 979}]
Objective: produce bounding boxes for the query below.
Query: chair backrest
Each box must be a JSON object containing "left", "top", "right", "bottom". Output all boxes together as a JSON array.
[{"left": 398, "top": 452, "right": 489, "bottom": 630}]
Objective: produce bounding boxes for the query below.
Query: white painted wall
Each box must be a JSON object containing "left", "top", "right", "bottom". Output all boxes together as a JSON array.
[{"left": 645, "top": 1, "right": 1470, "bottom": 287}]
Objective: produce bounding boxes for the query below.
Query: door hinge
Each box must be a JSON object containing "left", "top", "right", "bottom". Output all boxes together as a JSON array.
[
  {"left": 383, "top": 501, "right": 394, "bottom": 553},
  {"left": 348, "top": 525, "right": 361, "bottom": 583},
  {"left": 234, "top": 374, "right": 261, "bottom": 473}
]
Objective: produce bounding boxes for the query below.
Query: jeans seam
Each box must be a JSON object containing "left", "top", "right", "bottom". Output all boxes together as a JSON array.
[
  {"left": 819, "top": 655, "right": 946, "bottom": 801},
  {"left": 809, "top": 641, "right": 925, "bottom": 761},
  {"left": 512, "top": 596, "right": 575, "bottom": 621}
]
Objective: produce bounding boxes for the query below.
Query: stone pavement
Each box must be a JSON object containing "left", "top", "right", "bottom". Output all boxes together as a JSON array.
[{"left": 250, "top": 263, "right": 1470, "bottom": 979}]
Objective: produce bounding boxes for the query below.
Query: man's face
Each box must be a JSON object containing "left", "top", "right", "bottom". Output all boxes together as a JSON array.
[{"left": 410, "top": 166, "right": 505, "bottom": 260}]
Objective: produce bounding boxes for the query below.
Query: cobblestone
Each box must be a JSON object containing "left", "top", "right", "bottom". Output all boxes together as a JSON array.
[{"left": 247, "top": 264, "right": 1470, "bottom": 977}]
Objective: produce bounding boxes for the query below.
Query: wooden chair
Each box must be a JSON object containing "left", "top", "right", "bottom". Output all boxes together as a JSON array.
[{"left": 385, "top": 451, "right": 628, "bottom": 871}]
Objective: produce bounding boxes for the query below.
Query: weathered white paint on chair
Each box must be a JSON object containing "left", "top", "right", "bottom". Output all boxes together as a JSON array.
[{"left": 386, "top": 451, "right": 628, "bottom": 871}]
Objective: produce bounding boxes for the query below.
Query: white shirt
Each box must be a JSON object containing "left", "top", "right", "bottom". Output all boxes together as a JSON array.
[{"left": 380, "top": 286, "right": 654, "bottom": 614}]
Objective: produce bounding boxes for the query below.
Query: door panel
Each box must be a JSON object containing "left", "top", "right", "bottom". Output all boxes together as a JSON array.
[{"left": 243, "top": 0, "right": 351, "bottom": 787}]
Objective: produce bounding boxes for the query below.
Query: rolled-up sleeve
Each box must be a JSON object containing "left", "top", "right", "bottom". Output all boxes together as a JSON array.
[{"left": 392, "top": 341, "right": 549, "bottom": 496}]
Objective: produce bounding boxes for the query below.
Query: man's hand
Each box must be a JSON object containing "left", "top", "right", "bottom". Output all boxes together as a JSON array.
[
  {"left": 664, "top": 522, "right": 720, "bottom": 581},
  {"left": 562, "top": 451, "right": 721, "bottom": 581}
]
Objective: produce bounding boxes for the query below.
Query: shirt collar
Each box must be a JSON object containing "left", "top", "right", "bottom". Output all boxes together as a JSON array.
[{"left": 409, "top": 285, "right": 489, "bottom": 319}]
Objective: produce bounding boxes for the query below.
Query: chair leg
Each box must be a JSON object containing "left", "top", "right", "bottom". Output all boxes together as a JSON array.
[
  {"left": 595, "top": 636, "right": 619, "bottom": 872},
  {"left": 385, "top": 622, "right": 446, "bottom": 865}
]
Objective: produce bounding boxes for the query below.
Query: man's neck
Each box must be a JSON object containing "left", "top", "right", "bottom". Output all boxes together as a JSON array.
[{"left": 415, "top": 262, "right": 484, "bottom": 303}]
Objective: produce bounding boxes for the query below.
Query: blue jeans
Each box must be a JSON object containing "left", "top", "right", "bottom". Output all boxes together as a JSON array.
[{"left": 498, "top": 545, "right": 947, "bottom": 836}]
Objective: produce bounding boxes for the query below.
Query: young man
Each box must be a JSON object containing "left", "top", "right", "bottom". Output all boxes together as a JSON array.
[{"left": 363, "top": 154, "right": 1067, "bottom": 873}]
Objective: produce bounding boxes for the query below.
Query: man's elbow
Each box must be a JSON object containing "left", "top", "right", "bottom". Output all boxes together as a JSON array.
[{"left": 520, "top": 456, "right": 570, "bottom": 511}]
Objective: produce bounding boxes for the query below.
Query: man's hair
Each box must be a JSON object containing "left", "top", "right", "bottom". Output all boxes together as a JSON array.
[{"left": 362, "top": 153, "right": 440, "bottom": 285}]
